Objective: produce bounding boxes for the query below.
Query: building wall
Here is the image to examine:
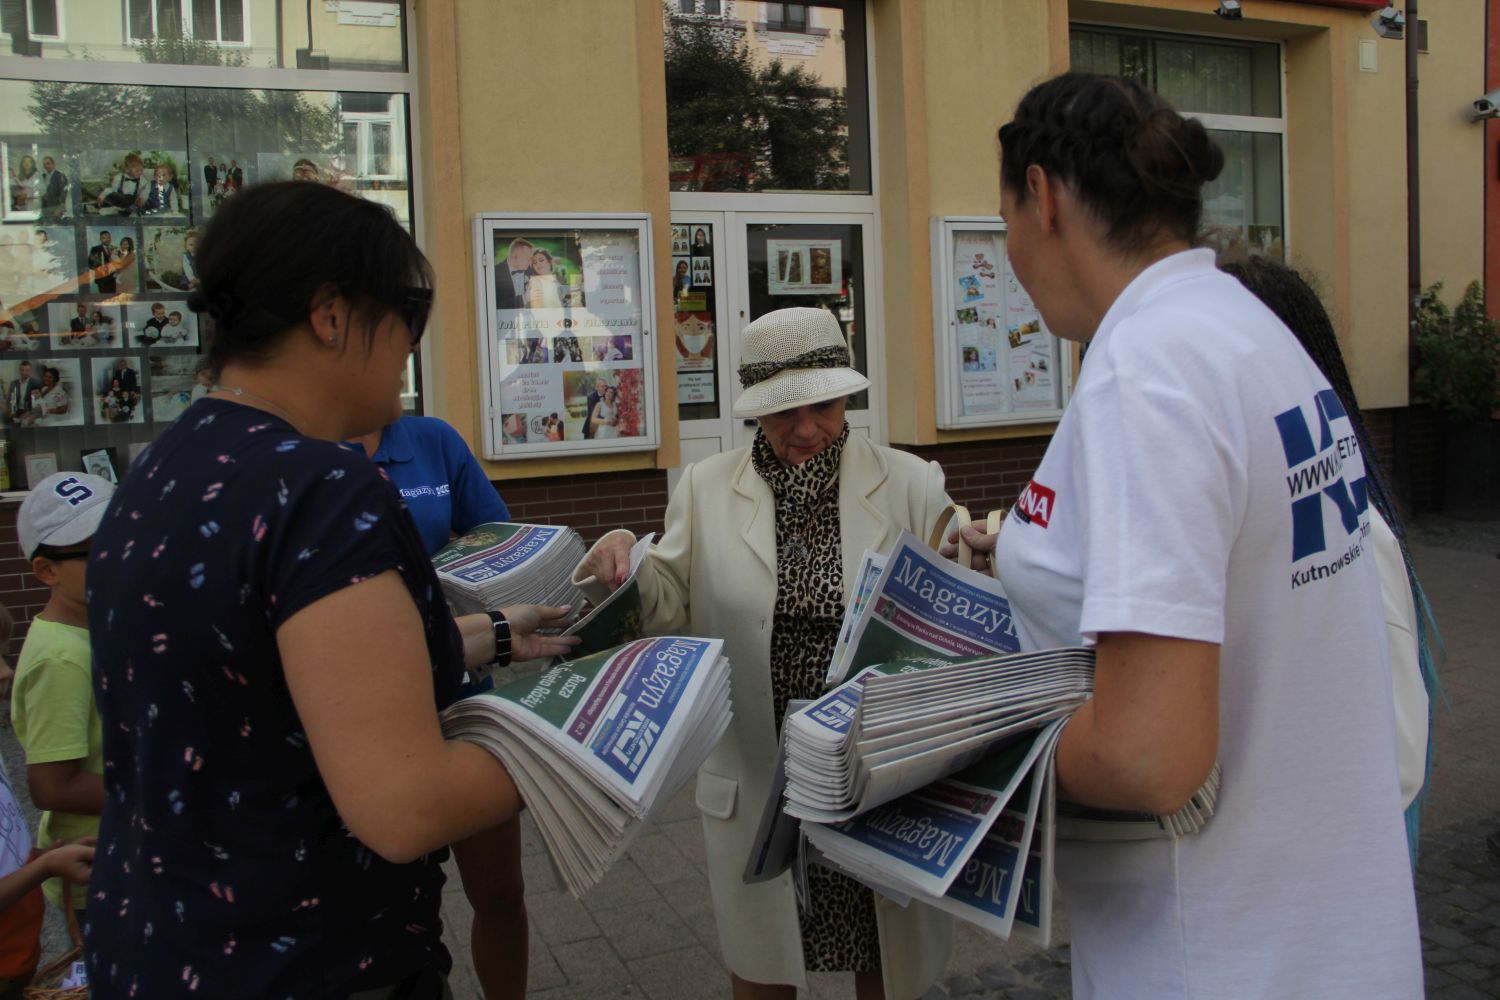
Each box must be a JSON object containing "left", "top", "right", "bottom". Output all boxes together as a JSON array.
[
  {"left": 413, "top": 0, "right": 680, "bottom": 483},
  {"left": 1417, "top": 0, "right": 1488, "bottom": 307}
]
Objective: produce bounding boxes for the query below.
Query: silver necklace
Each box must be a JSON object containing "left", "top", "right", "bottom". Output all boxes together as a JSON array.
[{"left": 211, "top": 384, "right": 300, "bottom": 428}]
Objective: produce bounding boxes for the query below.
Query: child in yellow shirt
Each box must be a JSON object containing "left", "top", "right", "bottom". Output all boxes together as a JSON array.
[{"left": 10, "top": 473, "right": 114, "bottom": 914}]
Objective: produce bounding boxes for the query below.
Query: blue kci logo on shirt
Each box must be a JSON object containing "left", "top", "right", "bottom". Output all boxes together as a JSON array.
[{"left": 1274, "top": 389, "right": 1369, "bottom": 565}]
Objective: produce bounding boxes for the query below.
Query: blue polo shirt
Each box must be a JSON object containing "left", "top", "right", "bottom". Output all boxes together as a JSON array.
[{"left": 354, "top": 416, "right": 510, "bottom": 555}]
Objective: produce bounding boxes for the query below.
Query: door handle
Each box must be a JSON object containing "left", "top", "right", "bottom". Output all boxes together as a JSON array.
[{"left": 743, "top": 419, "right": 756, "bottom": 427}]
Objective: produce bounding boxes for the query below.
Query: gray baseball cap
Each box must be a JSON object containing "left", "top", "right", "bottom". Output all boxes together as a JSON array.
[{"left": 17, "top": 472, "right": 116, "bottom": 560}]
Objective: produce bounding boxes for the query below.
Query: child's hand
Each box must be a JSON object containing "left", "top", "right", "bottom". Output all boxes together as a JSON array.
[{"left": 43, "top": 838, "right": 96, "bottom": 884}]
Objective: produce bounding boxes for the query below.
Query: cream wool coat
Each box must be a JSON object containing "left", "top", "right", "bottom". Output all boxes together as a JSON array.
[{"left": 584, "top": 434, "right": 955, "bottom": 995}]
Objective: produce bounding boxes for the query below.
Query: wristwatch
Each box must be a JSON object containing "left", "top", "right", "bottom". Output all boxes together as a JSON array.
[{"left": 485, "top": 610, "right": 512, "bottom": 667}]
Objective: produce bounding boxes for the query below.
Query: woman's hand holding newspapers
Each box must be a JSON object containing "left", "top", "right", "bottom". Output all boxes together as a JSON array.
[
  {"left": 940, "top": 519, "right": 1000, "bottom": 573},
  {"left": 457, "top": 605, "right": 580, "bottom": 668}
]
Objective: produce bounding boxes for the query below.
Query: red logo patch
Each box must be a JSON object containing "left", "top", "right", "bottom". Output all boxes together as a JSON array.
[{"left": 1013, "top": 480, "right": 1056, "bottom": 529}]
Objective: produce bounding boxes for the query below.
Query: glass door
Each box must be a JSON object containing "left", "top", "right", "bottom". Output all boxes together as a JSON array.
[
  {"left": 731, "top": 215, "right": 875, "bottom": 450},
  {"left": 666, "top": 211, "right": 880, "bottom": 474}
]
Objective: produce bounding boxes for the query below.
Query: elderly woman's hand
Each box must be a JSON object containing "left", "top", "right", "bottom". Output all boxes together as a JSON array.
[
  {"left": 939, "top": 519, "right": 1001, "bottom": 574},
  {"left": 582, "top": 531, "right": 635, "bottom": 592}
]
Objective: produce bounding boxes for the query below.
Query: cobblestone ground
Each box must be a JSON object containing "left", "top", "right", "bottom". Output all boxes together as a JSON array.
[
  {"left": 6, "top": 522, "right": 1497, "bottom": 997},
  {"left": 923, "top": 816, "right": 1500, "bottom": 1000}
]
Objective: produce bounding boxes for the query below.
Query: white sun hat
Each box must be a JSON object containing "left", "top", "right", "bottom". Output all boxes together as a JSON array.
[{"left": 732, "top": 307, "right": 870, "bottom": 418}]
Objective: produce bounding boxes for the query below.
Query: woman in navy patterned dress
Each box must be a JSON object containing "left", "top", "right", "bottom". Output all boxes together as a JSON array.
[{"left": 84, "top": 182, "right": 576, "bottom": 999}]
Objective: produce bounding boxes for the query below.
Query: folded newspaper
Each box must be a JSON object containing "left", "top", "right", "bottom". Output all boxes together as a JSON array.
[
  {"left": 805, "top": 723, "right": 1063, "bottom": 944},
  {"left": 760, "top": 529, "right": 1220, "bottom": 943},
  {"left": 564, "top": 533, "right": 655, "bottom": 657},
  {"left": 442, "top": 636, "right": 732, "bottom": 896},
  {"left": 432, "top": 522, "right": 586, "bottom": 615}
]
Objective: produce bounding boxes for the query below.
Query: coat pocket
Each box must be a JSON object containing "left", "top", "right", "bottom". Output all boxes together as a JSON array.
[{"left": 695, "top": 769, "right": 738, "bottom": 821}]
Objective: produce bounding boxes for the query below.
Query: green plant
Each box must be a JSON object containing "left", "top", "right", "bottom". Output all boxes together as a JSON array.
[{"left": 1413, "top": 280, "right": 1500, "bottom": 423}]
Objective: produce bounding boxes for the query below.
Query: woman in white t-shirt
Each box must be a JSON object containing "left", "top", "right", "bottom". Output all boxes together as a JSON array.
[{"left": 956, "top": 74, "right": 1423, "bottom": 999}]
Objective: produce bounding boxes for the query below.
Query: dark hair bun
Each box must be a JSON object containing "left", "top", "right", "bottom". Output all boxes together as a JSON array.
[{"left": 998, "top": 73, "right": 1225, "bottom": 255}]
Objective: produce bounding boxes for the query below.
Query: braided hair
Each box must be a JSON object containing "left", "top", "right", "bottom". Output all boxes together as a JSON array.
[{"left": 998, "top": 73, "right": 1225, "bottom": 257}]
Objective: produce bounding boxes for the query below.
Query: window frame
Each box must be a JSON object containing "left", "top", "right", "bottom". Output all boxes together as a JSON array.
[
  {"left": 123, "top": 0, "right": 251, "bottom": 48},
  {"left": 0, "top": 3, "right": 428, "bottom": 495},
  {"left": 25, "top": 0, "right": 65, "bottom": 42},
  {"left": 1069, "top": 20, "right": 1291, "bottom": 257}
]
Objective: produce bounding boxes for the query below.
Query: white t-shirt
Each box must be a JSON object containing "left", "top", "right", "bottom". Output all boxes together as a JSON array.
[
  {"left": 994, "top": 249, "right": 1422, "bottom": 1000},
  {"left": 0, "top": 757, "right": 29, "bottom": 880}
]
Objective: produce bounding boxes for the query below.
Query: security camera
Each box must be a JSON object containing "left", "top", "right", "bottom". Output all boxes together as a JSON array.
[
  {"left": 1215, "top": 0, "right": 1243, "bottom": 19},
  {"left": 1474, "top": 88, "right": 1500, "bottom": 123},
  {"left": 1371, "top": 3, "right": 1405, "bottom": 40}
]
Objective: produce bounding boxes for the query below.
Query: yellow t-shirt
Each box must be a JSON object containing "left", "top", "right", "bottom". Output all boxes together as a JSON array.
[{"left": 10, "top": 617, "right": 101, "bottom": 908}]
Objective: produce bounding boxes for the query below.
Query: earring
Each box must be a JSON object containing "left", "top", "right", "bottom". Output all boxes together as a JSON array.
[{"left": 327, "top": 335, "right": 337, "bottom": 344}]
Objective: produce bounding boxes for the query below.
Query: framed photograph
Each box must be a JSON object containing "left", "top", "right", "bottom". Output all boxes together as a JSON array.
[
  {"left": 83, "top": 224, "right": 141, "bottom": 297},
  {"left": 143, "top": 226, "right": 200, "bottom": 292},
  {"left": 80, "top": 446, "right": 120, "bottom": 485},
  {"left": 0, "top": 356, "right": 85, "bottom": 427},
  {"left": 80, "top": 149, "right": 189, "bottom": 219},
  {"left": 24, "top": 452, "right": 58, "bottom": 490},
  {"left": 766, "top": 238, "right": 839, "bottom": 295},
  {"left": 147, "top": 354, "right": 210, "bottom": 423},
  {"left": 473, "top": 213, "right": 660, "bottom": 459},
  {"left": 191, "top": 151, "right": 251, "bottom": 218},
  {"left": 0, "top": 306, "right": 44, "bottom": 352},
  {"left": 0, "top": 225, "right": 75, "bottom": 309},
  {"left": 92, "top": 356, "right": 146, "bottom": 425},
  {"left": 2, "top": 141, "right": 42, "bottom": 222},
  {"left": 930, "top": 217, "right": 1072, "bottom": 429},
  {"left": 126, "top": 300, "right": 198, "bottom": 348},
  {"left": 46, "top": 300, "right": 123, "bottom": 350}
]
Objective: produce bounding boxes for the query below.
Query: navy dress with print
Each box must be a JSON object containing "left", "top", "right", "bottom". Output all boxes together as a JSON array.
[{"left": 84, "top": 399, "right": 465, "bottom": 998}]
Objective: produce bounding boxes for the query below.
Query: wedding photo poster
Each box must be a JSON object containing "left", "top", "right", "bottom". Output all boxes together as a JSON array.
[{"left": 482, "top": 219, "right": 657, "bottom": 456}]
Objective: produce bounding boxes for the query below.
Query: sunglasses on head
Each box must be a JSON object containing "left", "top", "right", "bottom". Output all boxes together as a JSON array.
[{"left": 397, "top": 287, "right": 433, "bottom": 348}]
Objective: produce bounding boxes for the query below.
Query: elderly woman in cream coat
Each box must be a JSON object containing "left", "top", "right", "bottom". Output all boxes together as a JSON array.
[{"left": 581, "top": 308, "right": 953, "bottom": 1000}]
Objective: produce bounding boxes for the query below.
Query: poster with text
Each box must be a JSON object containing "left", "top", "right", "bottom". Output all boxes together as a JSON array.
[
  {"left": 953, "top": 231, "right": 1006, "bottom": 416},
  {"left": 767, "top": 238, "right": 841, "bottom": 296},
  {"left": 489, "top": 226, "right": 651, "bottom": 452}
]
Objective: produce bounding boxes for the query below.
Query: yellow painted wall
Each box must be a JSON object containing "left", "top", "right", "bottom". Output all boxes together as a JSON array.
[
  {"left": 1416, "top": 0, "right": 1488, "bottom": 316},
  {"left": 1065, "top": 0, "right": 1418, "bottom": 408},
  {"left": 414, "top": 0, "right": 678, "bottom": 480},
  {"left": 412, "top": 0, "right": 1482, "bottom": 469}
]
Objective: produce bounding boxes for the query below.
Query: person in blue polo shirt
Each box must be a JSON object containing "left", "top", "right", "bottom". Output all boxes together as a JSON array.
[
  {"left": 348, "top": 414, "right": 510, "bottom": 554},
  {"left": 348, "top": 413, "right": 527, "bottom": 998}
]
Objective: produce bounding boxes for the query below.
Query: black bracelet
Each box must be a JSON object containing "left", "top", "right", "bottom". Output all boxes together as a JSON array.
[{"left": 486, "top": 610, "right": 512, "bottom": 667}]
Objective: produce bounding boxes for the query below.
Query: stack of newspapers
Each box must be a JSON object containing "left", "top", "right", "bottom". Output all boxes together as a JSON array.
[
  {"left": 442, "top": 636, "right": 732, "bottom": 896},
  {"left": 757, "top": 529, "right": 1219, "bottom": 944},
  {"left": 432, "top": 522, "right": 587, "bottom": 615}
]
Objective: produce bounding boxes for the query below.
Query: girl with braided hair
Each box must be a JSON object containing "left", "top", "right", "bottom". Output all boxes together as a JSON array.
[{"left": 955, "top": 74, "right": 1422, "bottom": 998}]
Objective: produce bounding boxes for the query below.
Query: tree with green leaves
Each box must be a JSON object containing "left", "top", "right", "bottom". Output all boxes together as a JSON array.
[
  {"left": 662, "top": 8, "right": 848, "bottom": 192},
  {"left": 26, "top": 35, "right": 341, "bottom": 166}
]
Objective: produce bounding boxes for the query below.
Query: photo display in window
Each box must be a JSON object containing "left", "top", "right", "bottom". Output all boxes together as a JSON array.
[{"left": 0, "top": 72, "right": 415, "bottom": 488}]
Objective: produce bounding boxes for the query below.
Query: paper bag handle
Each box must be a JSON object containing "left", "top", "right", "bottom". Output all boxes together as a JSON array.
[{"left": 926, "top": 503, "right": 1007, "bottom": 579}]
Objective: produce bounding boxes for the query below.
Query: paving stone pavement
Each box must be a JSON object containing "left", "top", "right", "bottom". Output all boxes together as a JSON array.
[{"left": 6, "top": 529, "right": 1497, "bottom": 997}]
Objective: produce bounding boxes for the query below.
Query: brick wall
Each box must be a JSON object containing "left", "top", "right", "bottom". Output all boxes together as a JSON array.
[
  {"left": 900, "top": 436, "right": 1051, "bottom": 515},
  {"left": 0, "top": 500, "right": 50, "bottom": 662},
  {"left": 497, "top": 469, "right": 670, "bottom": 546},
  {"left": 0, "top": 411, "right": 1443, "bottom": 657}
]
